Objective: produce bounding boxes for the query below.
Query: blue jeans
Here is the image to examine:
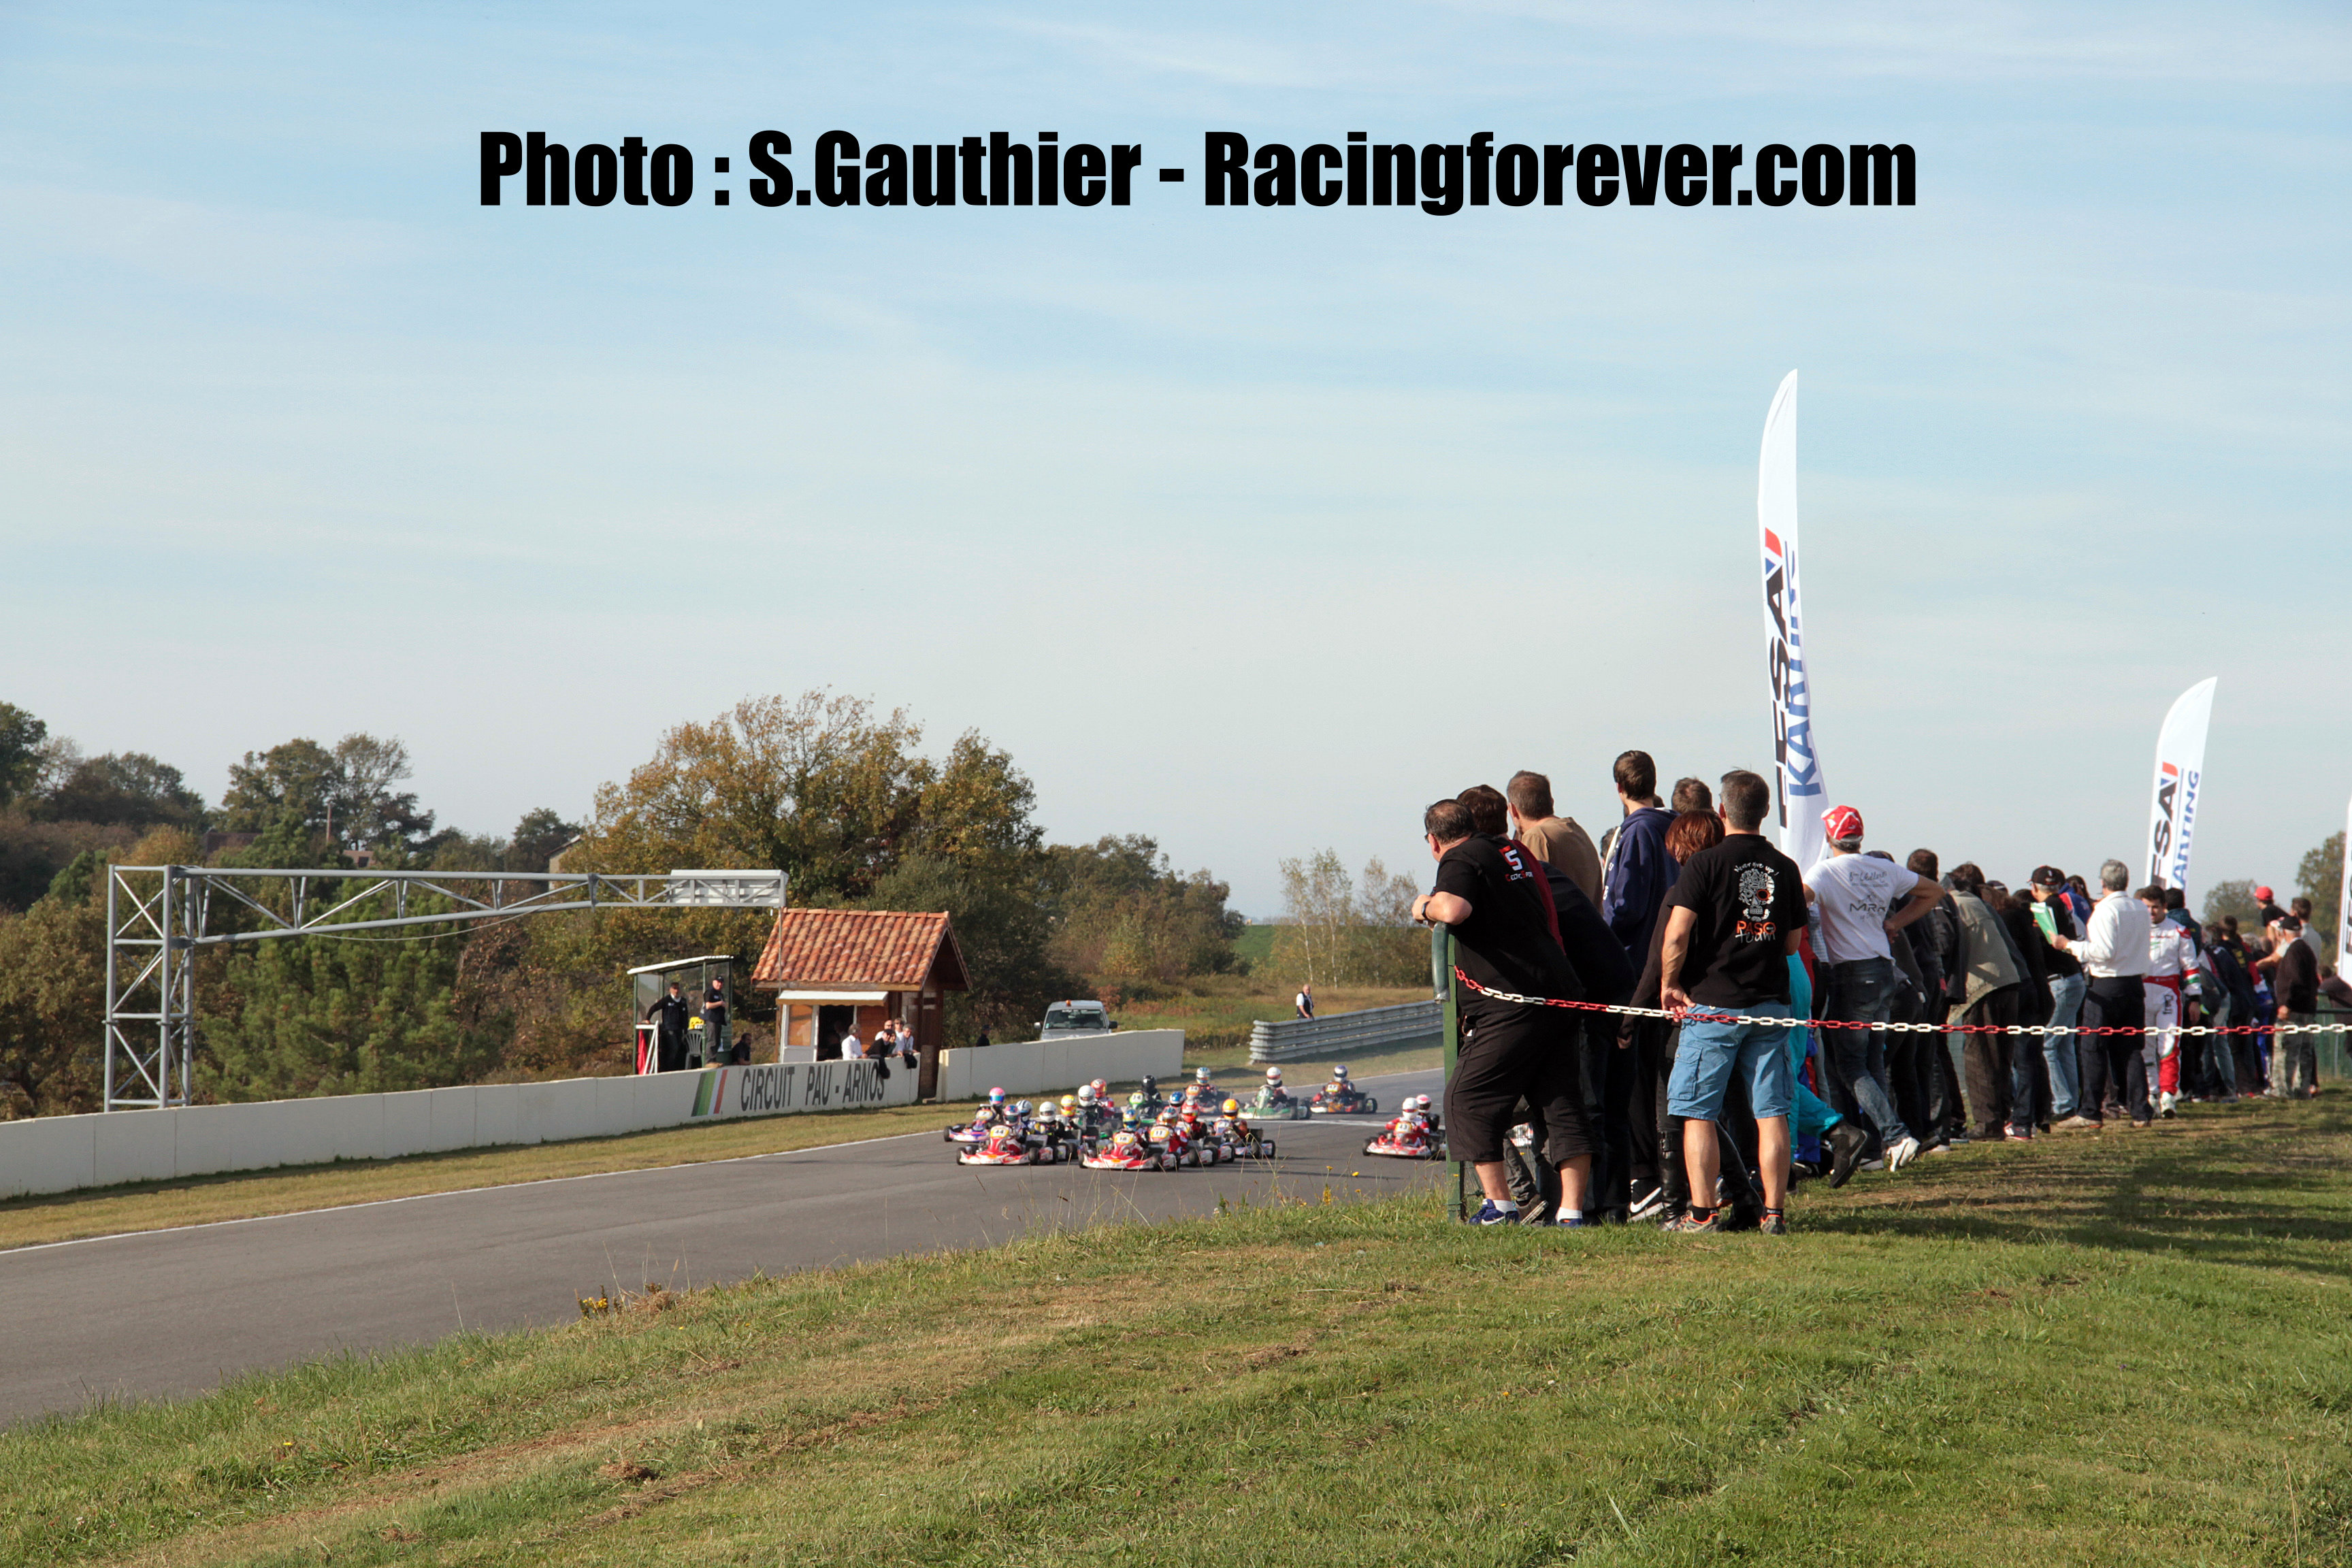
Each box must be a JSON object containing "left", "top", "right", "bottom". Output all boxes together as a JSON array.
[
  {"left": 1669, "top": 1003, "right": 1795, "bottom": 1122},
  {"left": 2042, "top": 970, "right": 2085, "bottom": 1118},
  {"left": 1819, "top": 958, "right": 1914, "bottom": 1147}
]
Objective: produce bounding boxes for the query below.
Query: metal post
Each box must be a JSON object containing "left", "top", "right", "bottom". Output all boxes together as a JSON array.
[
  {"left": 1434, "top": 924, "right": 1463, "bottom": 1222},
  {"left": 157, "top": 864, "right": 175, "bottom": 1108},
  {"left": 103, "top": 868, "right": 118, "bottom": 1111},
  {"left": 178, "top": 868, "right": 197, "bottom": 1105}
]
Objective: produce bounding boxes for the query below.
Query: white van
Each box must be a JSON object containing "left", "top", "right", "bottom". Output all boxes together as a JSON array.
[{"left": 1040, "top": 999, "right": 1115, "bottom": 1039}]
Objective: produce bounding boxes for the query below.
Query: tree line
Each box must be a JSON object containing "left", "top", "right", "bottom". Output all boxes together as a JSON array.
[{"left": 0, "top": 693, "right": 1250, "bottom": 1117}]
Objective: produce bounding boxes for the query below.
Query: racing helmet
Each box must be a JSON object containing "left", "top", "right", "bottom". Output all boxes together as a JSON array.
[
  {"left": 1415, "top": 1094, "right": 1433, "bottom": 1112},
  {"left": 1141, "top": 1075, "right": 1158, "bottom": 1092},
  {"left": 1090, "top": 1077, "right": 1109, "bottom": 1096},
  {"left": 1060, "top": 1094, "right": 1078, "bottom": 1111},
  {"left": 1194, "top": 1066, "right": 1212, "bottom": 1083},
  {"left": 1121, "top": 1109, "right": 1141, "bottom": 1127},
  {"left": 987, "top": 1087, "right": 1007, "bottom": 1105},
  {"left": 1265, "top": 1067, "right": 1283, "bottom": 1083},
  {"left": 1222, "top": 1098, "right": 1239, "bottom": 1115},
  {"left": 1333, "top": 1064, "right": 1350, "bottom": 1081},
  {"left": 1013, "top": 1100, "right": 1032, "bottom": 1116},
  {"left": 1076, "top": 1084, "right": 1096, "bottom": 1104}
]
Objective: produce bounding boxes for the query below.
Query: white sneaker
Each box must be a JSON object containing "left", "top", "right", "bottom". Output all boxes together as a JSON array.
[
  {"left": 1886, "top": 1135, "right": 1923, "bottom": 1171},
  {"left": 2158, "top": 1092, "right": 2177, "bottom": 1120}
]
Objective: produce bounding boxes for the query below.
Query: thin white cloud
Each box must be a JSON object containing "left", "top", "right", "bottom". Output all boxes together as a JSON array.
[
  {"left": 1, "top": 180, "right": 417, "bottom": 293},
  {"left": 1440, "top": 0, "right": 2352, "bottom": 87}
]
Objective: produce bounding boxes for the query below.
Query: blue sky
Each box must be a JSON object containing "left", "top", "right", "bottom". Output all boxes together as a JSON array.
[{"left": 4, "top": 1, "right": 2347, "bottom": 914}]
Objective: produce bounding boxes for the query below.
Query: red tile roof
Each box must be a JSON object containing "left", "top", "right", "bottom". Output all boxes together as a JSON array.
[{"left": 750, "top": 909, "right": 969, "bottom": 992}]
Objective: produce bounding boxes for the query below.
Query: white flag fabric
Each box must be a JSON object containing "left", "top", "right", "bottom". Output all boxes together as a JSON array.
[
  {"left": 2144, "top": 676, "right": 2217, "bottom": 891},
  {"left": 1758, "top": 370, "right": 1827, "bottom": 870},
  {"left": 2338, "top": 793, "right": 2351, "bottom": 973}
]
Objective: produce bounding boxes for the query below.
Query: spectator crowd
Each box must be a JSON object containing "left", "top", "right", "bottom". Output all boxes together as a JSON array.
[{"left": 1411, "top": 753, "right": 2342, "bottom": 1232}]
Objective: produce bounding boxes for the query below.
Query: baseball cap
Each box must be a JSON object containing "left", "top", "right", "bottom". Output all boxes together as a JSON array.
[
  {"left": 2255, "top": 885, "right": 2275, "bottom": 902},
  {"left": 1820, "top": 804, "right": 1864, "bottom": 844},
  {"left": 2031, "top": 865, "right": 2063, "bottom": 888}
]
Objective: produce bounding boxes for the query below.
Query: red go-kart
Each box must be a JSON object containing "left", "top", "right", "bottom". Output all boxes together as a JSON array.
[
  {"left": 958, "top": 1124, "right": 1066, "bottom": 1166},
  {"left": 1081, "top": 1126, "right": 1178, "bottom": 1171},
  {"left": 1309, "top": 1083, "right": 1378, "bottom": 1115},
  {"left": 1364, "top": 1118, "right": 1445, "bottom": 1160}
]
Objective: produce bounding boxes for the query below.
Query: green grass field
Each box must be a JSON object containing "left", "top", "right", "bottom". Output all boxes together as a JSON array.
[{"left": 8, "top": 1094, "right": 2350, "bottom": 1566}]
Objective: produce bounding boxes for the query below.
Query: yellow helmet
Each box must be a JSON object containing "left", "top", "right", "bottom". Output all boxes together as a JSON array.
[
  {"left": 1222, "top": 1098, "right": 1239, "bottom": 1115},
  {"left": 1060, "top": 1094, "right": 1077, "bottom": 1111}
]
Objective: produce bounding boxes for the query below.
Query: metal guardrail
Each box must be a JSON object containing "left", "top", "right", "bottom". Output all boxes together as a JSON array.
[{"left": 1248, "top": 999, "right": 1442, "bottom": 1063}]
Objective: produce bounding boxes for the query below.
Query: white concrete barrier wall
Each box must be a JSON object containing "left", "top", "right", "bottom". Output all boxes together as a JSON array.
[
  {"left": 933, "top": 1029, "right": 1184, "bottom": 1103},
  {"left": 0, "top": 1056, "right": 924, "bottom": 1202}
]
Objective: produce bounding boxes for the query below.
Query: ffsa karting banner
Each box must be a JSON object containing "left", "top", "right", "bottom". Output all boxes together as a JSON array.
[
  {"left": 2144, "top": 676, "right": 2217, "bottom": 891},
  {"left": 1758, "top": 370, "right": 1827, "bottom": 870}
]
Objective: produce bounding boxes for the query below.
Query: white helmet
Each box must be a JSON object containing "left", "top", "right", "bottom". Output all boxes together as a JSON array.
[
  {"left": 1334, "top": 1064, "right": 1351, "bottom": 1081},
  {"left": 1194, "top": 1066, "right": 1212, "bottom": 1083},
  {"left": 1413, "top": 1094, "right": 1432, "bottom": 1112},
  {"left": 1265, "top": 1067, "right": 1283, "bottom": 1083},
  {"left": 1013, "top": 1100, "right": 1032, "bottom": 1116},
  {"left": 1077, "top": 1083, "right": 1096, "bottom": 1103}
]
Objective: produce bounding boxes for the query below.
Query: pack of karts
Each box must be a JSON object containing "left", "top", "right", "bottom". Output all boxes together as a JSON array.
[
  {"left": 948, "top": 1079, "right": 1281, "bottom": 1171},
  {"left": 1362, "top": 1094, "right": 1444, "bottom": 1160}
]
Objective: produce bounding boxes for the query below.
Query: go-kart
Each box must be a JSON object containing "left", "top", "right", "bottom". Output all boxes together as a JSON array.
[
  {"left": 1028, "top": 1119, "right": 1084, "bottom": 1162},
  {"left": 1309, "top": 1083, "right": 1378, "bottom": 1115},
  {"left": 1364, "top": 1120, "right": 1445, "bottom": 1160},
  {"left": 1210, "top": 1117, "right": 1278, "bottom": 1159},
  {"left": 1247, "top": 1087, "right": 1314, "bottom": 1121},
  {"left": 1144, "top": 1123, "right": 1218, "bottom": 1168},
  {"left": 1081, "top": 1126, "right": 1179, "bottom": 1172},
  {"left": 944, "top": 1111, "right": 1007, "bottom": 1145},
  {"left": 958, "top": 1124, "right": 1062, "bottom": 1166}
]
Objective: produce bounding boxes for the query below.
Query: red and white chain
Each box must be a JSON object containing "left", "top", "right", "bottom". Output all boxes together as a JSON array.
[{"left": 1452, "top": 968, "right": 2342, "bottom": 1038}]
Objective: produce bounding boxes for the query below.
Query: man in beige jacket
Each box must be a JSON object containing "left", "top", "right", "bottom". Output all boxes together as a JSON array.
[{"left": 1506, "top": 770, "right": 1603, "bottom": 906}]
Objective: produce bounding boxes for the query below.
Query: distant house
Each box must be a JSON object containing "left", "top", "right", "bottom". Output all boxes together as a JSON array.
[{"left": 750, "top": 909, "right": 969, "bottom": 1096}]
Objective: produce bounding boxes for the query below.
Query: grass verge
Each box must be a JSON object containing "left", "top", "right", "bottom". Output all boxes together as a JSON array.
[{"left": 7, "top": 1096, "right": 2350, "bottom": 1565}]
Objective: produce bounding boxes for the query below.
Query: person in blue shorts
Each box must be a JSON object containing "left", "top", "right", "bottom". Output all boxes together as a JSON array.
[{"left": 1656, "top": 770, "right": 1809, "bottom": 1235}]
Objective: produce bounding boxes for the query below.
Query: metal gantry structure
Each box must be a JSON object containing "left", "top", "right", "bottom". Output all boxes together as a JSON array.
[{"left": 102, "top": 866, "right": 785, "bottom": 1112}]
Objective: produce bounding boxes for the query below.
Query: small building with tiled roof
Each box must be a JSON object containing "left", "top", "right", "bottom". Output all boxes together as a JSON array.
[{"left": 751, "top": 909, "right": 969, "bottom": 1095}]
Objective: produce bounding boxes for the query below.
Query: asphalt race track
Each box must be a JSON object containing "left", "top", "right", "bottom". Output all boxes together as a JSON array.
[{"left": 0, "top": 1068, "right": 1446, "bottom": 1428}]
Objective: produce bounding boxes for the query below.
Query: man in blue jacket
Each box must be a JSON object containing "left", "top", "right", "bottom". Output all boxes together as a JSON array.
[{"left": 1601, "top": 749, "right": 1680, "bottom": 966}]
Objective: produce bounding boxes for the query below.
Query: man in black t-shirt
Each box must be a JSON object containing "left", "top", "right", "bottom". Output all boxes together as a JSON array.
[
  {"left": 1656, "top": 770, "right": 1806, "bottom": 1234},
  {"left": 1413, "top": 797, "right": 1594, "bottom": 1226},
  {"left": 644, "top": 981, "right": 690, "bottom": 1073}
]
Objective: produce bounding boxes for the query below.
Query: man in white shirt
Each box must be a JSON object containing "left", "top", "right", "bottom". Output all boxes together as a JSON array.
[
  {"left": 1803, "top": 806, "right": 1944, "bottom": 1169},
  {"left": 2053, "top": 859, "right": 2152, "bottom": 1126}
]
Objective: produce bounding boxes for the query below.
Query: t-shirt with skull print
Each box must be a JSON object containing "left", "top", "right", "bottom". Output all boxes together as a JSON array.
[{"left": 1661, "top": 835, "right": 1809, "bottom": 1007}]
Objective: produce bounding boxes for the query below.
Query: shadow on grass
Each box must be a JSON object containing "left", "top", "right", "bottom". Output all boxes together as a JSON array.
[{"left": 1803, "top": 1096, "right": 2352, "bottom": 1275}]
